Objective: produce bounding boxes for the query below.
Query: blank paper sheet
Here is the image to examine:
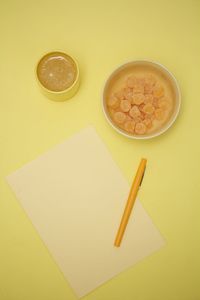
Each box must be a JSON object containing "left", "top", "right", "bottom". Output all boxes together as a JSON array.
[{"left": 6, "top": 127, "right": 165, "bottom": 298}]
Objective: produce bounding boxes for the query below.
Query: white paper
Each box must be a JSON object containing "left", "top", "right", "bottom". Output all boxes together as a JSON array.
[{"left": 7, "top": 127, "right": 165, "bottom": 298}]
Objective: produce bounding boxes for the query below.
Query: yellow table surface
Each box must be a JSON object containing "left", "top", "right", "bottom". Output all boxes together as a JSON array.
[{"left": 0, "top": 0, "right": 200, "bottom": 299}]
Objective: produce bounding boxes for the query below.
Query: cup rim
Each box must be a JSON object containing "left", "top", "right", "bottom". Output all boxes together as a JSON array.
[
  {"left": 102, "top": 59, "right": 181, "bottom": 140},
  {"left": 36, "top": 50, "right": 80, "bottom": 95}
]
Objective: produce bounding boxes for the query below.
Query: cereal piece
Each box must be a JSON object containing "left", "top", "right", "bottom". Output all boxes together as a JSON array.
[
  {"left": 125, "top": 114, "right": 132, "bottom": 121},
  {"left": 123, "top": 87, "right": 133, "bottom": 100},
  {"left": 107, "top": 95, "right": 120, "bottom": 108},
  {"left": 149, "top": 114, "right": 156, "bottom": 121},
  {"left": 143, "top": 103, "right": 155, "bottom": 115},
  {"left": 135, "top": 122, "right": 147, "bottom": 135},
  {"left": 108, "top": 108, "right": 115, "bottom": 116},
  {"left": 153, "top": 98, "right": 159, "bottom": 108},
  {"left": 113, "top": 111, "right": 126, "bottom": 124},
  {"left": 153, "top": 84, "right": 164, "bottom": 98},
  {"left": 120, "top": 100, "right": 131, "bottom": 112},
  {"left": 145, "top": 74, "right": 156, "bottom": 86},
  {"left": 140, "top": 112, "right": 146, "bottom": 120},
  {"left": 127, "top": 76, "right": 137, "bottom": 88},
  {"left": 157, "top": 97, "right": 170, "bottom": 110},
  {"left": 132, "top": 116, "right": 143, "bottom": 123},
  {"left": 118, "top": 123, "right": 125, "bottom": 129},
  {"left": 137, "top": 77, "right": 146, "bottom": 86},
  {"left": 132, "top": 93, "right": 145, "bottom": 105},
  {"left": 115, "top": 89, "right": 125, "bottom": 100},
  {"left": 124, "top": 120, "right": 135, "bottom": 133},
  {"left": 144, "top": 94, "right": 154, "bottom": 104},
  {"left": 144, "top": 83, "right": 153, "bottom": 94},
  {"left": 155, "top": 108, "right": 165, "bottom": 120},
  {"left": 139, "top": 103, "right": 145, "bottom": 111},
  {"left": 132, "top": 83, "right": 144, "bottom": 94},
  {"left": 125, "top": 92, "right": 134, "bottom": 102},
  {"left": 129, "top": 105, "right": 141, "bottom": 118},
  {"left": 143, "top": 117, "right": 152, "bottom": 129}
]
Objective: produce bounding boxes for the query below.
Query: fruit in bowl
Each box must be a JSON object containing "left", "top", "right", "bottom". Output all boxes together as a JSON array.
[{"left": 103, "top": 61, "right": 181, "bottom": 139}]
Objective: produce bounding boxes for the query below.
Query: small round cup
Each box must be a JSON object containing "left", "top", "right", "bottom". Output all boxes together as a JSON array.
[
  {"left": 102, "top": 60, "right": 181, "bottom": 139},
  {"left": 36, "top": 51, "right": 80, "bottom": 101}
]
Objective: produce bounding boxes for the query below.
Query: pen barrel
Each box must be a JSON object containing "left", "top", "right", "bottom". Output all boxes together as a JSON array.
[{"left": 114, "top": 158, "right": 147, "bottom": 247}]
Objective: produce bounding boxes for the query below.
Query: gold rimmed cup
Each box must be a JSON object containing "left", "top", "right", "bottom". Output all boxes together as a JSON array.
[{"left": 36, "top": 51, "right": 80, "bottom": 101}]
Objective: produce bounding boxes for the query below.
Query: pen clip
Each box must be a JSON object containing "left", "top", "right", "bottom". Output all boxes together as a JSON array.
[{"left": 139, "top": 166, "right": 146, "bottom": 188}]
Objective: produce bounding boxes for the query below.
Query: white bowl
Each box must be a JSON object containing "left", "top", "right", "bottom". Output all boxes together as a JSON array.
[{"left": 102, "top": 60, "right": 181, "bottom": 139}]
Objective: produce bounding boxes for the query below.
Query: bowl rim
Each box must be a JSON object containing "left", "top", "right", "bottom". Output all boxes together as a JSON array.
[
  {"left": 36, "top": 50, "right": 80, "bottom": 95},
  {"left": 102, "top": 59, "right": 181, "bottom": 140}
]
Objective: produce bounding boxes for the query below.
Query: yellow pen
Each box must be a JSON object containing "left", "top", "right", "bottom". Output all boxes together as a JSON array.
[{"left": 114, "top": 158, "right": 147, "bottom": 247}]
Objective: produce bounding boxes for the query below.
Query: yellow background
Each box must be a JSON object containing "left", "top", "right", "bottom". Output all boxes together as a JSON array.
[{"left": 0, "top": 0, "right": 199, "bottom": 299}]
